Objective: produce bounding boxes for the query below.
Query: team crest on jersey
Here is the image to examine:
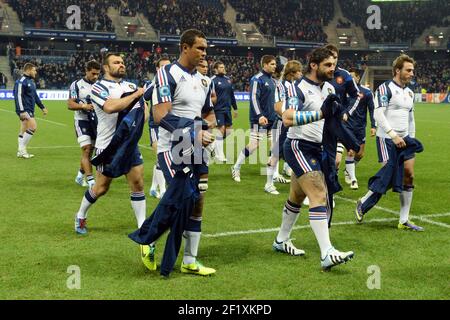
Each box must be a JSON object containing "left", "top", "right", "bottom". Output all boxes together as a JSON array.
[
  {"left": 288, "top": 97, "right": 298, "bottom": 108},
  {"left": 408, "top": 92, "right": 413, "bottom": 98},
  {"left": 327, "top": 88, "right": 333, "bottom": 95},
  {"left": 336, "top": 76, "right": 344, "bottom": 85},
  {"left": 159, "top": 85, "right": 170, "bottom": 97},
  {"left": 129, "top": 84, "right": 135, "bottom": 90},
  {"left": 311, "top": 158, "right": 317, "bottom": 165},
  {"left": 201, "top": 79, "right": 208, "bottom": 87}
]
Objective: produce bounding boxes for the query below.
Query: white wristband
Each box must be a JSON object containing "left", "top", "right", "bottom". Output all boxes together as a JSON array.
[{"left": 387, "top": 129, "right": 398, "bottom": 139}]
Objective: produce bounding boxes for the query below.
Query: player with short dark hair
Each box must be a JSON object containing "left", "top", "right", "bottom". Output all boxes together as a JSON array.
[
  {"left": 68, "top": 60, "right": 101, "bottom": 188},
  {"left": 137, "top": 29, "right": 216, "bottom": 276},
  {"left": 14, "top": 62, "right": 48, "bottom": 158},
  {"left": 73, "top": 53, "right": 146, "bottom": 237},
  {"left": 211, "top": 61, "right": 238, "bottom": 162},
  {"left": 356, "top": 54, "right": 423, "bottom": 232},
  {"left": 323, "top": 44, "right": 361, "bottom": 192}
]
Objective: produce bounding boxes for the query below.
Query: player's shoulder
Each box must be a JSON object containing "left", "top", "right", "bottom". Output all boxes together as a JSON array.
[
  {"left": 336, "top": 67, "right": 351, "bottom": 78},
  {"left": 359, "top": 85, "right": 372, "bottom": 94},
  {"left": 251, "top": 72, "right": 264, "bottom": 82}
]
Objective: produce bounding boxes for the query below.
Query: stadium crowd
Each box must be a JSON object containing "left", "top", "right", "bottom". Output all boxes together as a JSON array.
[
  {"left": 415, "top": 59, "right": 450, "bottom": 93},
  {"left": 339, "top": 0, "right": 450, "bottom": 43},
  {"left": 231, "top": 0, "right": 333, "bottom": 42},
  {"left": 144, "top": 0, "right": 235, "bottom": 38},
  {"left": 7, "top": 0, "right": 114, "bottom": 32}
]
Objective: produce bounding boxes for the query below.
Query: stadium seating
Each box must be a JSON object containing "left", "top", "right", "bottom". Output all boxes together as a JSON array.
[
  {"left": 339, "top": 0, "right": 450, "bottom": 44},
  {"left": 230, "top": 0, "right": 334, "bottom": 42},
  {"left": 6, "top": 0, "right": 114, "bottom": 32},
  {"left": 142, "top": 0, "right": 235, "bottom": 38}
]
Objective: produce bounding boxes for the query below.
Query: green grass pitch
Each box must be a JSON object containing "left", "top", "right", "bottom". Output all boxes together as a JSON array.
[{"left": 0, "top": 100, "right": 449, "bottom": 299}]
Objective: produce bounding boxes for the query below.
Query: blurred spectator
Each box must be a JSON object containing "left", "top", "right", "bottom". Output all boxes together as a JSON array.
[
  {"left": 144, "top": 0, "right": 236, "bottom": 38},
  {"left": 339, "top": 0, "right": 450, "bottom": 43},
  {"left": 230, "top": 0, "right": 333, "bottom": 42},
  {"left": 8, "top": 0, "right": 114, "bottom": 32},
  {"left": 0, "top": 72, "right": 7, "bottom": 88}
]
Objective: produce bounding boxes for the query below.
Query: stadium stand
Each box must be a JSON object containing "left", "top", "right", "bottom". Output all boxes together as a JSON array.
[
  {"left": 142, "top": 0, "right": 235, "bottom": 37},
  {"left": 339, "top": 0, "right": 450, "bottom": 44},
  {"left": 6, "top": 0, "right": 114, "bottom": 32},
  {"left": 230, "top": 0, "right": 333, "bottom": 42}
]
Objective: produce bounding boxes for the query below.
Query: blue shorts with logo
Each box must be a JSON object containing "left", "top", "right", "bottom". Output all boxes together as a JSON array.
[
  {"left": 284, "top": 138, "right": 322, "bottom": 178},
  {"left": 95, "top": 146, "right": 144, "bottom": 178},
  {"left": 215, "top": 110, "right": 233, "bottom": 127}
]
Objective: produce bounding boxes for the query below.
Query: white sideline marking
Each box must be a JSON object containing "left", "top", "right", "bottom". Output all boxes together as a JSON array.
[
  {"left": 28, "top": 145, "right": 78, "bottom": 149},
  {"left": 0, "top": 108, "right": 67, "bottom": 127},
  {"left": 336, "top": 196, "right": 450, "bottom": 229},
  {"left": 203, "top": 213, "right": 450, "bottom": 238}
]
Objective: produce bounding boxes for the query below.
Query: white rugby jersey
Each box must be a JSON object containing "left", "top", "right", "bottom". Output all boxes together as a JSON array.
[
  {"left": 284, "top": 77, "right": 335, "bottom": 143},
  {"left": 69, "top": 78, "right": 95, "bottom": 121},
  {"left": 90, "top": 78, "right": 137, "bottom": 149},
  {"left": 152, "top": 62, "right": 213, "bottom": 153},
  {"left": 374, "top": 80, "right": 415, "bottom": 139}
]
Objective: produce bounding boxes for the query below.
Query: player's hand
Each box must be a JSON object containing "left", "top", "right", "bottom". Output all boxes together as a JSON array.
[
  {"left": 258, "top": 116, "right": 268, "bottom": 126},
  {"left": 134, "top": 87, "right": 145, "bottom": 98},
  {"left": 342, "top": 112, "right": 349, "bottom": 122},
  {"left": 370, "top": 128, "right": 376, "bottom": 137},
  {"left": 199, "top": 130, "right": 215, "bottom": 146},
  {"left": 83, "top": 104, "right": 94, "bottom": 111},
  {"left": 42, "top": 108, "right": 48, "bottom": 116},
  {"left": 393, "top": 135, "right": 406, "bottom": 148},
  {"left": 233, "top": 110, "right": 238, "bottom": 119}
]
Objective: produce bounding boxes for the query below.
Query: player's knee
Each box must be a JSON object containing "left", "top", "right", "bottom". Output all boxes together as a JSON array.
[
  {"left": 94, "top": 185, "right": 108, "bottom": 197},
  {"left": 198, "top": 178, "right": 208, "bottom": 194}
]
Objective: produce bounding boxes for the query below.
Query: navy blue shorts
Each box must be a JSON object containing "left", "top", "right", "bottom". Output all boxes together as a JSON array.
[
  {"left": 283, "top": 138, "right": 322, "bottom": 178},
  {"left": 158, "top": 149, "right": 209, "bottom": 185},
  {"left": 95, "top": 146, "right": 144, "bottom": 178},
  {"left": 376, "top": 136, "right": 415, "bottom": 163},
  {"left": 74, "top": 120, "right": 96, "bottom": 139},
  {"left": 149, "top": 126, "right": 158, "bottom": 146},
  {"left": 344, "top": 122, "right": 366, "bottom": 145},
  {"left": 215, "top": 111, "right": 232, "bottom": 127}
]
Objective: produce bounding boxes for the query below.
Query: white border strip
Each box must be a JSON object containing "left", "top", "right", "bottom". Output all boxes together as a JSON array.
[
  {"left": 0, "top": 108, "right": 67, "bottom": 127},
  {"left": 335, "top": 196, "right": 450, "bottom": 229}
]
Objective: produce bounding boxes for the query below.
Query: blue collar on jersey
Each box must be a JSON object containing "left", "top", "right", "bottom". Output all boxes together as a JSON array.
[
  {"left": 262, "top": 70, "right": 273, "bottom": 78},
  {"left": 302, "top": 76, "right": 321, "bottom": 86},
  {"left": 175, "top": 61, "right": 197, "bottom": 75},
  {"left": 391, "top": 79, "right": 406, "bottom": 89}
]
